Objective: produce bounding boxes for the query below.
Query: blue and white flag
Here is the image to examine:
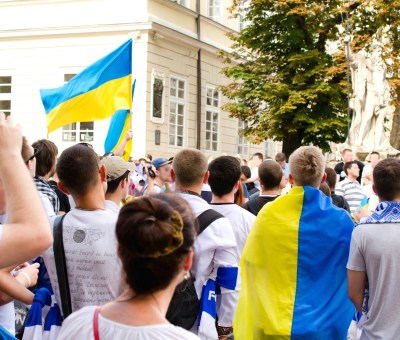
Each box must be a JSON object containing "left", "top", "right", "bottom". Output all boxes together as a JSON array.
[
  {"left": 197, "top": 267, "right": 239, "bottom": 339},
  {"left": 22, "top": 288, "right": 62, "bottom": 340}
]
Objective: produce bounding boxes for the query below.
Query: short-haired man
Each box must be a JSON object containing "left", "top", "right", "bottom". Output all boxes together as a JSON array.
[
  {"left": 42, "top": 144, "right": 122, "bottom": 315},
  {"left": 325, "top": 167, "right": 351, "bottom": 213},
  {"left": 347, "top": 158, "right": 400, "bottom": 339},
  {"left": 234, "top": 146, "right": 354, "bottom": 339},
  {"left": 242, "top": 160, "right": 283, "bottom": 216},
  {"left": 32, "top": 139, "right": 60, "bottom": 215},
  {"left": 245, "top": 152, "right": 263, "bottom": 193},
  {"left": 275, "top": 152, "right": 290, "bottom": 184},
  {"left": 172, "top": 149, "right": 239, "bottom": 339},
  {"left": 361, "top": 151, "right": 380, "bottom": 185},
  {"left": 335, "top": 148, "right": 364, "bottom": 183},
  {"left": 143, "top": 157, "right": 172, "bottom": 195},
  {"left": 208, "top": 156, "right": 256, "bottom": 255},
  {"left": 100, "top": 156, "right": 134, "bottom": 214},
  {"left": 335, "top": 161, "right": 365, "bottom": 215}
]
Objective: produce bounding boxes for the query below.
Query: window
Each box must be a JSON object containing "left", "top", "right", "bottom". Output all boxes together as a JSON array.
[
  {"left": 205, "top": 87, "right": 219, "bottom": 151},
  {"left": 208, "top": 0, "right": 221, "bottom": 22},
  {"left": 0, "top": 76, "right": 12, "bottom": 116},
  {"left": 62, "top": 74, "right": 94, "bottom": 142},
  {"left": 169, "top": 77, "right": 186, "bottom": 147},
  {"left": 265, "top": 139, "right": 282, "bottom": 158},
  {"left": 238, "top": 120, "right": 249, "bottom": 156},
  {"left": 171, "top": 0, "right": 187, "bottom": 5}
]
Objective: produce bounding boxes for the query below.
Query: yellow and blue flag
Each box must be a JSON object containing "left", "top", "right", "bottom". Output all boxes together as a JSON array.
[
  {"left": 40, "top": 39, "right": 132, "bottom": 133},
  {"left": 234, "top": 186, "right": 354, "bottom": 339},
  {"left": 104, "top": 80, "right": 136, "bottom": 161}
]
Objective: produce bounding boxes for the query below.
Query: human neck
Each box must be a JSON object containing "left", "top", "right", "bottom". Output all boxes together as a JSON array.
[
  {"left": 347, "top": 175, "right": 357, "bottom": 182},
  {"left": 154, "top": 177, "right": 164, "bottom": 188},
  {"left": 261, "top": 188, "right": 281, "bottom": 196},
  {"left": 211, "top": 193, "right": 234, "bottom": 204},
  {"left": 175, "top": 183, "right": 202, "bottom": 196},
  {"left": 74, "top": 185, "right": 106, "bottom": 210},
  {"left": 105, "top": 192, "right": 123, "bottom": 207}
]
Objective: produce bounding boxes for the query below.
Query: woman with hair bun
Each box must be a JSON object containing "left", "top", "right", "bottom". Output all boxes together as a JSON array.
[{"left": 58, "top": 193, "right": 200, "bottom": 339}]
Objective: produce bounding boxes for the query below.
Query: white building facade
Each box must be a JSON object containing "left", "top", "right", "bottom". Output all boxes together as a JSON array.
[{"left": 0, "top": 0, "right": 279, "bottom": 160}]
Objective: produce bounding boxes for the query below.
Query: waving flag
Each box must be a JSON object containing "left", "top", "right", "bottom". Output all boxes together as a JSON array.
[
  {"left": 234, "top": 186, "right": 354, "bottom": 339},
  {"left": 40, "top": 39, "right": 132, "bottom": 133},
  {"left": 104, "top": 80, "right": 136, "bottom": 160}
]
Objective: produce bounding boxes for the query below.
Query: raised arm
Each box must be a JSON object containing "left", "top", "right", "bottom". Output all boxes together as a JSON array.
[{"left": 0, "top": 113, "right": 53, "bottom": 268}]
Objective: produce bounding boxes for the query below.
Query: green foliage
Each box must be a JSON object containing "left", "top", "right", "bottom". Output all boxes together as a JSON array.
[{"left": 220, "top": 0, "right": 400, "bottom": 155}]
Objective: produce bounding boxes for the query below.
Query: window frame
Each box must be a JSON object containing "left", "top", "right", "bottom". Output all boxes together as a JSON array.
[
  {"left": 208, "top": 0, "right": 222, "bottom": 22},
  {"left": 205, "top": 85, "right": 220, "bottom": 152},
  {"left": 238, "top": 119, "right": 249, "bottom": 157},
  {"left": 168, "top": 75, "right": 186, "bottom": 148},
  {"left": 0, "top": 75, "right": 12, "bottom": 117}
]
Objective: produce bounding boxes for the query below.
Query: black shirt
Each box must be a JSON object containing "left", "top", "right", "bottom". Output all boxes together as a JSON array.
[{"left": 242, "top": 195, "right": 279, "bottom": 216}]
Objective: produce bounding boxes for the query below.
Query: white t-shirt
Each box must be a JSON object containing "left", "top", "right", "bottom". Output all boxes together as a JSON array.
[
  {"left": 58, "top": 306, "right": 200, "bottom": 340},
  {"left": 250, "top": 166, "right": 260, "bottom": 190},
  {"left": 105, "top": 200, "right": 120, "bottom": 215},
  {"left": 0, "top": 302, "right": 15, "bottom": 335},
  {"left": 178, "top": 194, "right": 239, "bottom": 329},
  {"left": 209, "top": 203, "right": 256, "bottom": 256},
  {"left": 42, "top": 208, "right": 122, "bottom": 315}
]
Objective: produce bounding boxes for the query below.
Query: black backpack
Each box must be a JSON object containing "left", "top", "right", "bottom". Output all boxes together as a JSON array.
[{"left": 166, "top": 208, "right": 224, "bottom": 329}]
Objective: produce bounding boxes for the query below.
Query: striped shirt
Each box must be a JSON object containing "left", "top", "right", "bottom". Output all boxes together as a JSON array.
[{"left": 335, "top": 177, "right": 365, "bottom": 214}]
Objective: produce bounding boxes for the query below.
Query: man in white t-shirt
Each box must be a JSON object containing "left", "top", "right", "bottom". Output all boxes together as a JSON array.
[
  {"left": 348, "top": 158, "right": 400, "bottom": 339},
  {"left": 100, "top": 156, "right": 134, "bottom": 214},
  {"left": 208, "top": 155, "right": 255, "bottom": 256},
  {"left": 171, "top": 149, "right": 239, "bottom": 339},
  {"left": 42, "top": 144, "right": 123, "bottom": 315},
  {"left": 246, "top": 153, "right": 263, "bottom": 192}
]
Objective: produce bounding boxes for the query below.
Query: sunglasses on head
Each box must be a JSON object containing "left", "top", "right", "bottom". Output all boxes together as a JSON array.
[
  {"left": 26, "top": 148, "right": 39, "bottom": 163},
  {"left": 77, "top": 142, "right": 94, "bottom": 149}
]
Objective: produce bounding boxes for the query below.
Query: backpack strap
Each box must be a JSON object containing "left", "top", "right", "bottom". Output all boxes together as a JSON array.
[
  {"left": 53, "top": 214, "right": 72, "bottom": 319},
  {"left": 197, "top": 209, "right": 224, "bottom": 235}
]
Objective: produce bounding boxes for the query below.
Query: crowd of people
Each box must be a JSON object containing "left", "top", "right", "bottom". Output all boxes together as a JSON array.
[{"left": 0, "top": 112, "right": 400, "bottom": 339}]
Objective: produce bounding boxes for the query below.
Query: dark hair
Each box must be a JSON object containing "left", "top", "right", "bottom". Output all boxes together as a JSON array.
[
  {"left": 343, "top": 161, "right": 357, "bottom": 175},
  {"left": 208, "top": 156, "right": 241, "bottom": 197},
  {"left": 21, "top": 136, "right": 32, "bottom": 162},
  {"left": 373, "top": 158, "right": 400, "bottom": 201},
  {"left": 106, "top": 171, "right": 130, "bottom": 195},
  {"left": 234, "top": 183, "right": 245, "bottom": 206},
  {"left": 319, "top": 182, "right": 331, "bottom": 197},
  {"left": 275, "top": 152, "right": 286, "bottom": 162},
  {"left": 56, "top": 144, "right": 100, "bottom": 196},
  {"left": 252, "top": 152, "right": 264, "bottom": 161},
  {"left": 258, "top": 160, "right": 282, "bottom": 190},
  {"left": 369, "top": 151, "right": 380, "bottom": 159},
  {"left": 325, "top": 167, "right": 337, "bottom": 190},
  {"left": 342, "top": 148, "right": 352, "bottom": 155},
  {"left": 116, "top": 193, "right": 197, "bottom": 295},
  {"left": 241, "top": 165, "right": 251, "bottom": 179},
  {"left": 32, "top": 139, "right": 58, "bottom": 177}
]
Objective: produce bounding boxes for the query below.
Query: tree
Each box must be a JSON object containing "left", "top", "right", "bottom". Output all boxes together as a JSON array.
[{"left": 220, "top": 0, "right": 400, "bottom": 156}]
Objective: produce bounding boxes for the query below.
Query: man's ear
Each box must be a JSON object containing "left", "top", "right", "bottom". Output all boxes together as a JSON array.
[
  {"left": 99, "top": 164, "right": 107, "bottom": 183},
  {"left": 321, "top": 172, "right": 327, "bottom": 184},
  {"left": 289, "top": 174, "right": 294, "bottom": 186},
  {"left": 170, "top": 168, "right": 176, "bottom": 183},
  {"left": 57, "top": 182, "right": 70, "bottom": 195},
  {"left": 203, "top": 171, "right": 209, "bottom": 184},
  {"left": 372, "top": 184, "right": 377, "bottom": 195}
]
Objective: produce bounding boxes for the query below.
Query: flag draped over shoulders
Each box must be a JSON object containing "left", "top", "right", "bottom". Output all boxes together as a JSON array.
[
  {"left": 40, "top": 39, "right": 132, "bottom": 134},
  {"left": 234, "top": 186, "right": 354, "bottom": 340}
]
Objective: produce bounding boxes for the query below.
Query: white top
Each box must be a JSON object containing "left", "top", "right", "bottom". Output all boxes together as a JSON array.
[
  {"left": 39, "top": 192, "right": 56, "bottom": 219},
  {"left": 105, "top": 200, "right": 120, "bottom": 215},
  {"left": 250, "top": 166, "right": 260, "bottom": 190},
  {"left": 42, "top": 208, "right": 123, "bottom": 315},
  {"left": 0, "top": 302, "right": 15, "bottom": 335},
  {"left": 209, "top": 203, "right": 255, "bottom": 256},
  {"left": 335, "top": 177, "right": 365, "bottom": 214},
  {"left": 58, "top": 306, "right": 200, "bottom": 340},
  {"left": 178, "top": 194, "right": 239, "bottom": 328}
]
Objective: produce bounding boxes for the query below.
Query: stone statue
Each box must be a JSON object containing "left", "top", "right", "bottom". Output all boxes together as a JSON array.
[
  {"left": 153, "top": 78, "right": 163, "bottom": 118},
  {"left": 347, "top": 41, "right": 393, "bottom": 152}
]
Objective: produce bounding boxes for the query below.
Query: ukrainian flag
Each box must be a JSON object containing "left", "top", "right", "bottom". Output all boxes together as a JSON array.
[
  {"left": 104, "top": 80, "right": 136, "bottom": 161},
  {"left": 234, "top": 186, "right": 354, "bottom": 339},
  {"left": 40, "top": 39, "right": 132, "bottom": 133}
]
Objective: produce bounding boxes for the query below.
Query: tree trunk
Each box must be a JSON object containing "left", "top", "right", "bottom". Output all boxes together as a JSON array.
[{"left": 282, "top": 132, "right": 303, "bottom": 158}]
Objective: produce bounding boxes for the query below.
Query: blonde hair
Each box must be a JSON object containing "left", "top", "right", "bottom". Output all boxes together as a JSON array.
[
  {"left": 289, "top": 146, "right": 325, "bottom": 188},
  {"left": 173, "top": 149, "right": 208, "bottom": 187}
]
